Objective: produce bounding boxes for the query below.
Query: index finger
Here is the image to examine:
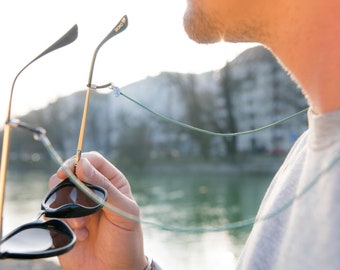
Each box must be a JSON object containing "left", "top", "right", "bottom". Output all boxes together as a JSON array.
[{"left": 56, "top": 151, "right": 128, "bottom": 190}]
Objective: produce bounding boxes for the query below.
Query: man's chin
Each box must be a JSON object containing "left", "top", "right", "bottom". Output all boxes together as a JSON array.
[{"left": 183, "top": 12, "right": 221, "bottom": 44}]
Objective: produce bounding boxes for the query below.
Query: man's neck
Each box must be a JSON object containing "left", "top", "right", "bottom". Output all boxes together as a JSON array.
[{"left": 265, "top": 2, "right": 340, "bottom": 114}]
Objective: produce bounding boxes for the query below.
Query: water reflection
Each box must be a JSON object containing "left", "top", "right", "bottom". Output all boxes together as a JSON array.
[
  {"left": 3, "top": 171, "right": 50, "bottom": 234},
  {"left": 2, "top": 166, "right": 272, "bottom": 269},
  {"left": 128, "top": 168, "right": 272, "bottom": 268}
]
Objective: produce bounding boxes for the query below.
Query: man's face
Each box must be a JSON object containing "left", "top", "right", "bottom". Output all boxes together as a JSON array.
[{"left": 183, "top": 0, "right": 270, "bottom": 44}]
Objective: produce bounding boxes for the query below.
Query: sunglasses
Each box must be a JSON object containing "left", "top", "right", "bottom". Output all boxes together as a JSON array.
[
  {"left": 0, "top": 15, "right": 127, "bottom": 259},
  {"left": 0, "top": 177, "right": 107, "bottom": 259}
]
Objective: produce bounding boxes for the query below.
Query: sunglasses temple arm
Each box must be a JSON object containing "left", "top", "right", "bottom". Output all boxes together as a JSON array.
[
  {"left": 74, "top": 15, "right": 128, "bottom": 170},
  {"left": 6, "top": 25, "right": 78, "bottom": 123},
  {"left": 0, "top": 124, "right": 11, "bottom": 238},
  {"left": 74, "top": 43, "right": 105, "bottom": 167},
  {"left": 0, "top": 26, "right": 78, "bottom": 239},
  {"left": 74, "top": 55, "right": 97, "bottom": 170}
]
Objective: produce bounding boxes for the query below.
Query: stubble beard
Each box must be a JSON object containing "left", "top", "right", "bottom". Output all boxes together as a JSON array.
[
  {"left": 183, "top": 4, "right": 266, "bottom": 44},
  {"left": 183, "top": 4, "right": 223, "bottom": 44}
]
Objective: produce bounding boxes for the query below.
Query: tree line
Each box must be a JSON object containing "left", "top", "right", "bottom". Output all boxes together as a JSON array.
[{"left": 1, "top": 47, "right": 308, "bottom": 168}]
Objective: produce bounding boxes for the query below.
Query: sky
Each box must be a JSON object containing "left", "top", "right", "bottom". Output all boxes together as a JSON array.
[{"left": 0, "top": 0, "right": 256, "bottom": 124}]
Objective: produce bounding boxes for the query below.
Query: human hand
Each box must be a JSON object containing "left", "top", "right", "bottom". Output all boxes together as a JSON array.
[{"left": 49, "top": 151, "right": 147, "bottom": 270}]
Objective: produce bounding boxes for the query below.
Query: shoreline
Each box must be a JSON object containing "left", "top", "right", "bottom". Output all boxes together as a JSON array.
[{"left": 142, "top": 154, "right": 285, "bottom": 175}]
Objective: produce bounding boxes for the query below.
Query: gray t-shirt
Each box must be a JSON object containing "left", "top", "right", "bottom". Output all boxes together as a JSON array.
[{"left": 237, "top": 108, "right": 340, "bottom": 270}]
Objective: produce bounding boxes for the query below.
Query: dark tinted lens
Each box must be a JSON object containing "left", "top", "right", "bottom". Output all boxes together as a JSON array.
[
  {"left": 1, "top": 228, "right": 54, "bottom": 253},
  {"left": 42, "top": 179, "right": 108, "bottom": 218},
  {"left": 46, "top": 185, "right": 103, "bottom": 209},
  {"left": 0, "top": 220, "right": 75, "bottom": 259}
]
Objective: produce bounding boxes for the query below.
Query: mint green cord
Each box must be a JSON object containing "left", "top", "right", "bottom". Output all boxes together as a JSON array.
[
  {"left": 38, "top": 130, "right": 340, "bottom": 233},
  {"left": 120, "top": 92, "right": 308, "bottom": 137},
  {"left": 32, "top": 88, "right": 340, "bottom": 233},
  {"left": 34, "top": 88, "right": 324, "bottom": 233}
]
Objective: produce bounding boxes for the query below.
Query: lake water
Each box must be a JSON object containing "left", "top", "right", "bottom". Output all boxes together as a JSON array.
[{"left": 1, "top": 164, "right": 274, "bottom": 269}]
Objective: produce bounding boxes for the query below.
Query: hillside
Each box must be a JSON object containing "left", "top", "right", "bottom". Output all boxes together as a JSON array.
[{"left": 1, "top": 46, "right": 308, "bottom": 166}]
